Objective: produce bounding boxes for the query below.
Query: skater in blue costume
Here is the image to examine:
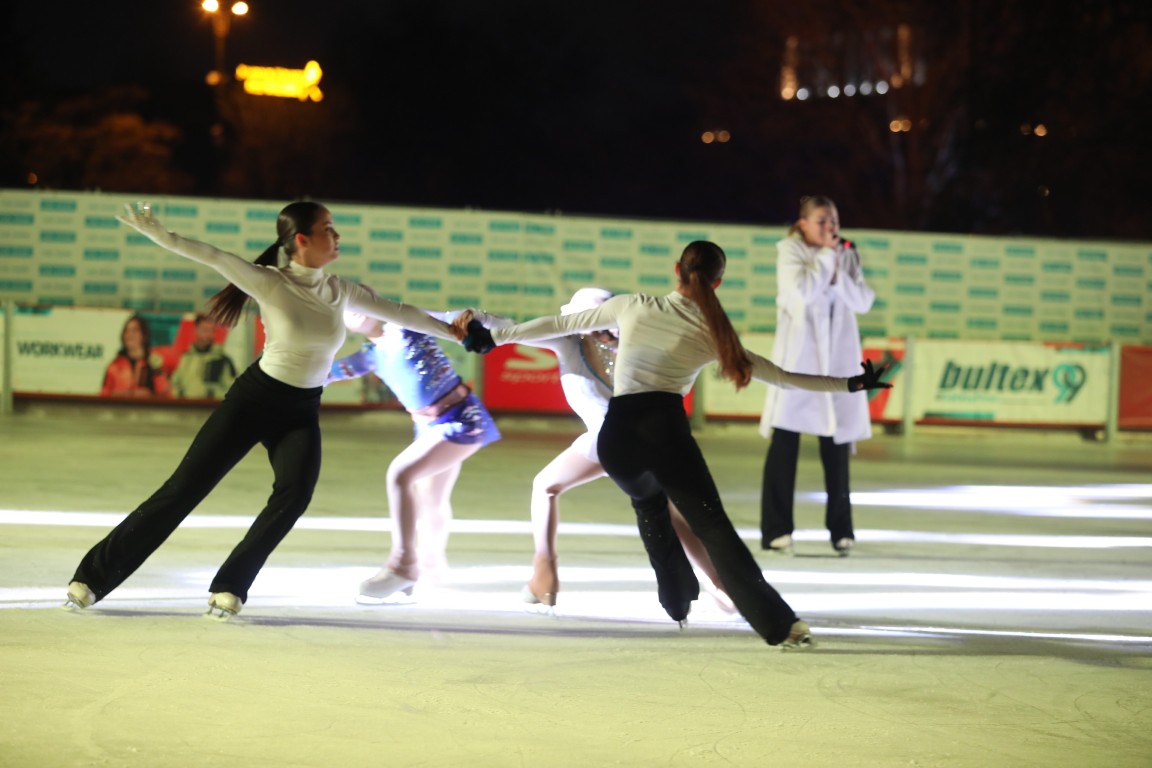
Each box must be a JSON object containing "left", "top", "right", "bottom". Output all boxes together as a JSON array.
[{"left": 331, "top": 311, "right": 500, "bottom": 602}]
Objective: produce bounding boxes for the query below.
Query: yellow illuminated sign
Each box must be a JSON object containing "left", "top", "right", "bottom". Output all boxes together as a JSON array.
[{"left": 234, "top": 60, "right": 323, "bottom": 102}]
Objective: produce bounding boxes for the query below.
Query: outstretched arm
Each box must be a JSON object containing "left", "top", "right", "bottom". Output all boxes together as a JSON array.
[
  {"left": 117, "top": 203, "right": 279, "bottom": 298},
  {"left": 345, "top": 284, "right": 462, "bottom": 343},
  {"left": 750, "top": 352, "right": 892, "bottom": 393}
]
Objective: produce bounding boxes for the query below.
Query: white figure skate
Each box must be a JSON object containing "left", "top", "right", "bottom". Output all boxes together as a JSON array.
[
  {"left": 356, "top": 569, "right": 416, "bottom": 604},
  {"left": 62, "top": 581, "right": 95, "bottom": 611},
  {"left": 205, "top": 592, "right": 242, "bottom": 620}
]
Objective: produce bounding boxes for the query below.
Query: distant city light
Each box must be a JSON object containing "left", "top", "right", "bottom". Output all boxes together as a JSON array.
[
  {"left": 775, "top": 25, "right": 922, "bottom": 102},
  {"left": 1020, "top": 123, "right": 1033, "bottom": 136},
  {"left": 202, "top": 0, "right": 247, "bottom": 13},
  {"left": 701, "top": 131, "right": 715, "bottom": 144},
  {"left": 26, "top": 172, "right": 38, "bottom": 185},
  {"left": 235, "top": 60, "right": 325, "bottom": 102},
  {"left": 1034, "top": 123, "right": 1049, "bottom": 137},
  {"left": 716, "top": 130, "right": 730, "bottom": 143}
]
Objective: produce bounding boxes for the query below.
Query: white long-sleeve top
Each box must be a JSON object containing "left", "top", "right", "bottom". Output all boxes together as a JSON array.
[
  {"left": 473, "top": 311, "right": 611, "bottom": 433},
  {"left": 489, "top": 292, "right": 849, "bottom": 397},
  {"left": 142, "top": 231, "right": 456, "bottom": 388},
  {"left": 759, "top": 234, "right": 876, "bottom": 443}
]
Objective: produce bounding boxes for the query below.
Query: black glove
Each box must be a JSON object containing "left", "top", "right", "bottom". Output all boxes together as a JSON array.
[
  {"left": 462, "top": 319, "right": 496, "bottom": 354},
  {"left": 847, "top": 360, "right": 892, "bottom": 392}
]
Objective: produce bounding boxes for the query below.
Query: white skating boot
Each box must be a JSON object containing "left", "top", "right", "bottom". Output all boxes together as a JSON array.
[
  {"left": 779, "top": 620, "right": 816, "bottom": 650},
  {"left": 205, "top": 592, "right": 242, "bottom": 620},
  {"left": 765, "top": 534, "right": 794, "bottom": 555},
  {"left": 62, "top": 581, "right": 95, "bottom": 611},
  {"left": 356, "top": 569, "right": 416, "bottom": 604}
]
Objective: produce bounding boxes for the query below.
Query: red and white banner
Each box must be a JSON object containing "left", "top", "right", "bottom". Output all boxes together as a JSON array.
[{"left": 481, "top": 342, "right": 694, "bottom": 416}]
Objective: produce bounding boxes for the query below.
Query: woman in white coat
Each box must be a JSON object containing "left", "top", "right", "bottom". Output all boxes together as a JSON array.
[{"left": 759, "top": 195, "right": 876, "bottom": 556}]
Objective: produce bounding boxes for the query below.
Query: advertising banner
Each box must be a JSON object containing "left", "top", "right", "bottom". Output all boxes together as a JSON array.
[
  {"left": 912, "top": 340, "right": 1110, "bottom": 425},
  {"left": 1118, "top": 345, "right": 1152, "bottom": 429},
  {"left": 480, "top": 341, "right": 694, "bottom": 416},
  {"left": 10, "top": 306, "right": 132, "bottom": 395},
  {"left": 481, "top": 344, "right": 569, "bottom": 414},
  {"left": 7, "top": 306, "right": 251, "bottom": 400}
]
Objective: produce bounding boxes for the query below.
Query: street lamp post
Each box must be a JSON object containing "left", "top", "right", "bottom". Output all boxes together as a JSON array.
[{"left": 202, "top": 0, "right": 249, "bottom": 86}]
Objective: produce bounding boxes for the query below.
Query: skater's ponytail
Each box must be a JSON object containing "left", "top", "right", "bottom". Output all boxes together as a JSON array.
[
  {"left": 205, "top": 201, "right": 328, "bottom": 328},
  {"left": 678, "top": 241, "right": 752, "bottom": 389}
]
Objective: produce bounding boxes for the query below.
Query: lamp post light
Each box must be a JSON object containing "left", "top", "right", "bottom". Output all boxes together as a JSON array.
[{"left": 202, "top": 0, "right": 249, "bottom": 86}]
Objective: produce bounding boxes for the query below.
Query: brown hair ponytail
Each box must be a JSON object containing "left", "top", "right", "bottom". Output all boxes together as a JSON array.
[
  {"left": 679, "top": 241, "right": 752, "bottom": 389},
  {"left": 205, "top": 201, "right": 328, "bottom": 328}
]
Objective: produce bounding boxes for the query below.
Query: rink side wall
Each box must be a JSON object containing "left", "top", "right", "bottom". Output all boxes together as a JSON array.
[{"left": 1, "top": 189, "right": 1149, "bottom": 431}]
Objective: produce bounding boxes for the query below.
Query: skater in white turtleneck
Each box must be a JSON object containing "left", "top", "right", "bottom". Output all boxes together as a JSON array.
[{"left": 65, "top": 201, "right": 462, "bottom": 619}]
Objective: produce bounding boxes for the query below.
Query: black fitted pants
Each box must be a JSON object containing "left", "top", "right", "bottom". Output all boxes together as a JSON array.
[
  {"left": 760, "top": 428, "right": 854, "bottom": 545},
  {"left": 73, "top": 364, "right": 323, "bottom": 604},
  {"left": 597, "top": 392, "right": 798, "bottom": 645}
]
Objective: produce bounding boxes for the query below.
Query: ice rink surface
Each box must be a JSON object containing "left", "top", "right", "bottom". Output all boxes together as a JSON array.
[{"left": 1, "top": 402, "right": 1150, "bottom": 767}]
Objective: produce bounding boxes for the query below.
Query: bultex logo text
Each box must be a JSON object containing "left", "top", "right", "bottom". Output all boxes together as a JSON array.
[{"left": 938, "top": 360, "right": 1087, "bottom": 403}]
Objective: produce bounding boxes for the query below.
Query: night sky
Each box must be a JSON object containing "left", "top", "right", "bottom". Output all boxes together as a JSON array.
[{"left": 3, "top": 1, "right": 1150, "bottom": 239}]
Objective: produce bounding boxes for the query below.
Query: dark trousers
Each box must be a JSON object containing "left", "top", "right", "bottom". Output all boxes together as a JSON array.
[
  {"left": 760, "top": 428, "right": 854, "bottom": 544},
  {"left": 598, "top": 392, "right": 798, "bottom": 645},
  {"left": 73, "top": 364, "right": 323, "bottom": 603}
]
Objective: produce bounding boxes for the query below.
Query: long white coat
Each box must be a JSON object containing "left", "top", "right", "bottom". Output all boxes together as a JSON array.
[{"left": 759, "top": 234, "right": 876, "bottom": 444}]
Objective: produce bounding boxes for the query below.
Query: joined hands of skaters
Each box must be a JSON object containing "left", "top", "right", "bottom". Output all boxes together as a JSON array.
[
  {"left": 846, "top": 359, "right": 892, "bottom": 392},
  {"left": 451, "top": 310, "right": 496, "bottom": 354}
]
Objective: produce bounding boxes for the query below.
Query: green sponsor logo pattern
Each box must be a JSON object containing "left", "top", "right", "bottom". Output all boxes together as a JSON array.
[
  {"left": 83, "top": 249, "right": 118, "bottom": 261},
  {"left": 0, "top": 191, "right": 1149, "bottom": 344}
]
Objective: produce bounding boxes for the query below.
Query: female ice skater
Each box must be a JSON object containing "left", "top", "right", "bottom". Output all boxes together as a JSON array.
[
  {"left": 470, "top": 288, "right": 732, "bottom": 611},
  {"left": 458, "top": 241, "right": 889, "bottom": 648},
  {"left": 64, "top": 201, "right": 463, "bottom": 619},
  {"left": 329, "top": 311, "right": 500, "bottom": 602}
]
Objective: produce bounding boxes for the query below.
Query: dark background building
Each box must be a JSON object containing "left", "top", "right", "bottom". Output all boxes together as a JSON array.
[{"left": 2, "top": 0, "right": 1149, "bottom": 239}]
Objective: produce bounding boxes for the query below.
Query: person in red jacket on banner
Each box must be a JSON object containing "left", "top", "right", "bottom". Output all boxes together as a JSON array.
[{"left": 101, "top": 314, "right": 171, "bottom": 398}]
